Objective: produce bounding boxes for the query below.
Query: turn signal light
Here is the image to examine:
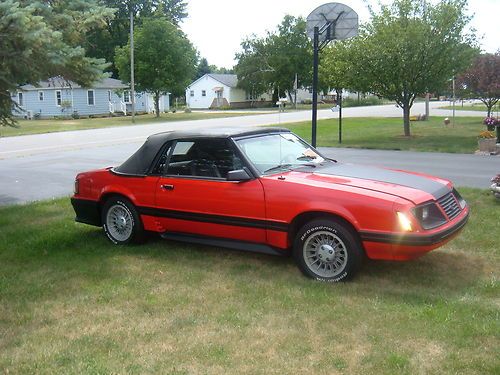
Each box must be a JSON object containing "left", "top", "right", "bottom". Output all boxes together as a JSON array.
[{"left": 397, "top": 212, "right": 413, "bottom": 232}]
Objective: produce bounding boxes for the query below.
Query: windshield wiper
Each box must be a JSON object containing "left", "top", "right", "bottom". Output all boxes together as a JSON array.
[
  {"left": 263, "top": 164, "right": 292, "bottom": 174},
  {"left": 293, "top": 163, "right": 317, "bottom": 169},
  {"left": 296, "top": 155, "right": 317, "bottom": 161}
]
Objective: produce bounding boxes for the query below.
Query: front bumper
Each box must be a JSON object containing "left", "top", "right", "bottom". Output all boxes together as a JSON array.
[
  {"left": 71, "top": 197, "right": 101, "bottom": 227},
  {"left": 360, "top": 209, "right": 469, "bottom": 260}
]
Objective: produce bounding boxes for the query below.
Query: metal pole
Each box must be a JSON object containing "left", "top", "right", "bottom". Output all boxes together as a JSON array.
[
  {"left": 338, "top": 90, "right": 342, "bottom": 143},
  {"left": 452, "top": 76, "right": 455, "bottom": 128},
  {"left": 311, "top": 26, "right": 319, "bottom": 147},
  {"left": 130, "top": 10, "right": 136, "bottom": 123},
  {"left": 425, "top": 93, "right": 430, "bottom": 120}
]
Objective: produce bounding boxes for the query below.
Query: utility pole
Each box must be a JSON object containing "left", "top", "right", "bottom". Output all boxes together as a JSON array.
[
  {"left": 294, "top": 73, "right": 298, "bottom": 109},
  {"left": 130, "top": 10, "right": 136, "bottom": 123}
]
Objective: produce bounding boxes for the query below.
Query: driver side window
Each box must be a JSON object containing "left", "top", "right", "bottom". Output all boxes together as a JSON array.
[{"left": 165, "top": 139, "right": 244, "bottom": 179}]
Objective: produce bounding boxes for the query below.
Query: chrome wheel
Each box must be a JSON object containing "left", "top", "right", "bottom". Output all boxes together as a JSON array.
[
  {"left": 106, "top": 204, "right": 133, "bottom": 242},
  {"left": 303, "top": 230, "right": 348, "bottom": 278}
]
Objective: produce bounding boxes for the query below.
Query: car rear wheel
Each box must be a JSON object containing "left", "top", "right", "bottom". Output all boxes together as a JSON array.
[
  {"left": 293, "top": 219, "right": 362, "bottom": 282},
  {"left": 102, "top": 197, "right": 144, "bottom": 245}
]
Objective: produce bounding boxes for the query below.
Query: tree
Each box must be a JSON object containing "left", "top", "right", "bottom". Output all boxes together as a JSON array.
[
  {"left": 456, "top": 52, "right": 500, "bottom": 117},
  {"left": 195, "top": 58, "right": 211, "bottom": 79},
  {"left": 86, "top": 0, "right": 188, "bottom": 76},
  {"left": 319, "top": 41, "right": 353, "bottom": 97},
  {"left": 235, "top": 15, "right": 312, "bottom": 102},
  {"left": 0, "top": 0, "right": 114, "bottom": 127},
  {"left": 194, "top": 58, "right": 234, "bottom": 80},
  {"left": 115, "top": 17, "right": 196, "bottom": 116},
  {"left": 347, "top": 0, "right": 478, "bottom": 136}
]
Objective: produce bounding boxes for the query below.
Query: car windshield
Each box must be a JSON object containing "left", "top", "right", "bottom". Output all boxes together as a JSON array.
[{"left": 236, "top": 133, "right": 325, "bottom": 175}]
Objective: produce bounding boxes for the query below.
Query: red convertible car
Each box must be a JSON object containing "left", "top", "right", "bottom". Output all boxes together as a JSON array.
[{"left": 71, "top": 128, "right": 469, "bottom": 281}]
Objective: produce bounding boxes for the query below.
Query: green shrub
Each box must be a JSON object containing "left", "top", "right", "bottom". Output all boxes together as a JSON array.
[{"left": 342, "top": 96, "right": 389, "bottom": 107}]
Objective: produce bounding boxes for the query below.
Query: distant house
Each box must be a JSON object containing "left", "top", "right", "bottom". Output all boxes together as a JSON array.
[
  {"left": 186, "top": 74, "right": 272, "bottom": 109},
  {"left": 11, "top": 76, "right": 169, "bottom": 118}
]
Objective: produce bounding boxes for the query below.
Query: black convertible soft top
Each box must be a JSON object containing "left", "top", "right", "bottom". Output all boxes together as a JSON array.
[{"left": 113, "top": 127, "right": 290, "bottom": 175}]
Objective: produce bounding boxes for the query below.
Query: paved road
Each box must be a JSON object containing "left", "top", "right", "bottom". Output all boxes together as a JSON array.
[
  {"left": 1, "top": 142, "right": 497, "bottom": 206},
  {"left": 0, "top": 101, "right": 481, "bottom": 159},
  {"left": 0, "top": 102, "right": 494, "bottom": 206}
]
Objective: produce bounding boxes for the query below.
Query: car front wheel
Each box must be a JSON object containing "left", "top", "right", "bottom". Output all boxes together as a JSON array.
[
  {"left": 102, "top": 197, "right": 144, "bottom": 245},
  {"left": 293, "top": 219, "right": 362, "bottom": 282}
]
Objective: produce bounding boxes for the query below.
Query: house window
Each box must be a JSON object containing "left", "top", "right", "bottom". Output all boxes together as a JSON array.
[
  {"left": 108, "top": 90, "right": 111, "bottom": 101},
  {"left": 87, "top": 90, "right": 95, "bottom": 105},
  {"left": 123, "top": 90, "right": 131, "bottom": 103},
  {"left": 190, "top": 90, "right": 194, "bottom": 97},
  {"left": 38, "top": 91, "right": 44, "bottom": 101},
  {"left": 55, "top": 90, "right": 62, "bottom": 106},
  {"left": 201, "top": 90, "right": 206, "bottom": 97},
  {"left": 18, "top": 92, "right": 24, "bottom": 107}
]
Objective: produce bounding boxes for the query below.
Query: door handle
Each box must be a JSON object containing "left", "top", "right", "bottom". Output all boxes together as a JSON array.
[{"left": 161, "top": 184, "right": 174, "bottom": 191}]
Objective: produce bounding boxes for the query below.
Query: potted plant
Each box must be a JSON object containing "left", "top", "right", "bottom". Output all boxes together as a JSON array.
[
  {"left": 477, "top": 130, "right": 497, "bottom": 153},
  {"left": 483, "top": 116, "right": 498, "bottom": 131}
]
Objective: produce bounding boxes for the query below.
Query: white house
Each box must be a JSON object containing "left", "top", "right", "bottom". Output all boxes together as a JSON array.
[
  {"left": 186, "top": 74, "right": 272, "bottom": 109},
  {"left": 12, "top": 76, "right": 169, "bottom": 118}
]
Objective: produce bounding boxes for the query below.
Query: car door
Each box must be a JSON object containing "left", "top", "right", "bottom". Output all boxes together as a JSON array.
[{"left": 152, "top": 138, "right": 267, "bottom": 243}]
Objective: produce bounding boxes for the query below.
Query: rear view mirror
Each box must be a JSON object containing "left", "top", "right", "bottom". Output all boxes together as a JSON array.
[{"left": 227, "top": 169, "right": 252, "bottom": 182}]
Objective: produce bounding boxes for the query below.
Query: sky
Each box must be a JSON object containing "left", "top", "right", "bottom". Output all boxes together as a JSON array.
[{"left": 182, "top": 0, "right": 500, "bottom": 69}]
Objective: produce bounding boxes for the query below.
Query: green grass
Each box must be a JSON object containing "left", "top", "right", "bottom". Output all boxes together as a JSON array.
[
  {"left": 287, "top": 116, "right": 484, "bottom": 153},
  {"left": 0, "top": 112, "right": 251, "bottom": 137},
  {"left": 0, "top": 190, "right": 498, "bottom": 374}
]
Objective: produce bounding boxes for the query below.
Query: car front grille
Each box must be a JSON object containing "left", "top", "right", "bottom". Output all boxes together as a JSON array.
[{"left": 437, "top": 192, "right": 461, "bottom": 220}]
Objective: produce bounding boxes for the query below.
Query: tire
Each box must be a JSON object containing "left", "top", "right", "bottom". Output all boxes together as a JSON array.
[
  {"left": 102, "top": 197, "right": 144, "bottom": 245},
  {"left": 293, "top": 219, "right": 363, "bottom": 282}
]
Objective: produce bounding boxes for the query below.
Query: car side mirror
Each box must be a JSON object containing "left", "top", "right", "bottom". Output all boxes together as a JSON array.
[{"left": 227, "top": 169, "right": 252, "bottom": 182}]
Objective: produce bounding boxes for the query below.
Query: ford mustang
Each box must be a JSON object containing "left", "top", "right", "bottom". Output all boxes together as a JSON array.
[{"left": 71, "top": 128, "right": 469, "bottom": 281}]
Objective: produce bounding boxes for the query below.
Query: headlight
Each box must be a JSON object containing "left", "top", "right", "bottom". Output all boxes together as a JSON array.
[
  {"left": 397, "top": 212, "right": 413, "bottom": 231},
  {"left": 412, "top": 203, "right": 447, "bottom": 229}
]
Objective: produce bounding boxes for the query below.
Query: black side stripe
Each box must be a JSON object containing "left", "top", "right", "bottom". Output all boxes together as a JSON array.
[{"left": 138, "top": 206, "right": 289, "bottom": 232}]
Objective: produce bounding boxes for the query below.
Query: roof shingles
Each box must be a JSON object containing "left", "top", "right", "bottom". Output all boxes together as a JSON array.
[{"left": 19, "top": 77, "right": 128, "bottom": 91}]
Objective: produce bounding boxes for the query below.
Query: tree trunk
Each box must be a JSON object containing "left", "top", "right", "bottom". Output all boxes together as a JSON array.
[
  {"left": 487, "top": 104, "right": 492, "bottom": 118},
  {"left": 154, "top": 91, "right": 160, "bottom": 118},
  {"left": 402, "top": 103, "right": 411, "bottom": 137}
]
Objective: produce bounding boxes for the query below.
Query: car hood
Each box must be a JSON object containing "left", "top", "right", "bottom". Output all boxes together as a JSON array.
[{"left": 296, "top": 162, "right": 451, "bottom": 204}]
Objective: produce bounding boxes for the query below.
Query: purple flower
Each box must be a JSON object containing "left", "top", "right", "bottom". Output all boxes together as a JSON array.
[{"left": 483, "top": 117, "right": 499, "bottom": 126}]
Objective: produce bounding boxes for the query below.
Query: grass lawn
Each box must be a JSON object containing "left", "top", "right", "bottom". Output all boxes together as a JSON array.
[
  {"left": 0, "top": 190, "right": 498, "bottom": 374},
  {"left": 439, "top": 103, "right": 499, "bottom": 114},
  {"left": 0, "top": 112, "right": 251, "bottom": 137},
  {"left": 287, "top": 116, "right": 484, "bottom": 153}
]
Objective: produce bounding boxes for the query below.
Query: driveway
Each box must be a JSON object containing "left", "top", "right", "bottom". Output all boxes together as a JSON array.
[
  {"left": 0, "top": 143, "right": 497, "bottom": 206},
  {"left": 0, "top": 102, "right": 492, "bottom": 206},
  {"left": 0, "top": 101, "right": 482, "bottom": 159}
]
